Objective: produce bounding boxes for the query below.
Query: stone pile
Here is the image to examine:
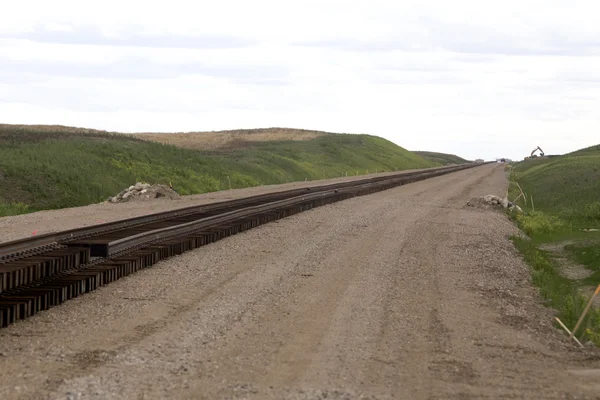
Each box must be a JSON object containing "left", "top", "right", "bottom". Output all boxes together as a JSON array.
[
  {"left": 467, "top": 194, "right": 523, "bottom": 213},
  {"left": 107, "top": 182, "right": 181, "bottom": 203}
]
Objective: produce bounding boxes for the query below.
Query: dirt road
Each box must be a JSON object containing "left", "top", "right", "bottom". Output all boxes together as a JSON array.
[{"left": 0, "top": 164, "right": 599, "bottom": 399}]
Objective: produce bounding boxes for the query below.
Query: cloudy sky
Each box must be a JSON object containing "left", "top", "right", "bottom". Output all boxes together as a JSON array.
[{"left": 1, "top": 0, "right": 599, "bottom": 160}]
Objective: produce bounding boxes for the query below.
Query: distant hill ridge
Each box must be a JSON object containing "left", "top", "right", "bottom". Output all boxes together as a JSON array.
[
  {"left": 413, "top": 151, "right": 470, "bottom": 165},
  {"left": 134, "top": 127, "right": 333, "bottom": 150}
]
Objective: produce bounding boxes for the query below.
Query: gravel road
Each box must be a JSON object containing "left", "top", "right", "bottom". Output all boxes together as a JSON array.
[{"left": 0, "top": 164, "right": 599, "bottom": 399}]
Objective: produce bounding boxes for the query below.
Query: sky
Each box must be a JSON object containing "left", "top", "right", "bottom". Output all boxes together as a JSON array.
[{"left": 1, "top": 0, "right": 599, "bottom": 160}]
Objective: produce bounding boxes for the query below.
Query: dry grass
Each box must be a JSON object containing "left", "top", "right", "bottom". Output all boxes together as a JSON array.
[
  {"left": 134, "top": 128, "right": 332, "bottom": 150},
  {"left": 1, "top": 124, "right": 332, "bottom": 151}
]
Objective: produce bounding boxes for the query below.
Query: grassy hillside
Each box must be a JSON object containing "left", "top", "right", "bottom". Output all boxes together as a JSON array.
[
  {"left": 509, "top": 144, "right": 600, "bottom": 346},
  {"left": 413, "top": 151, "right": 469, "bottom": 165},
  {"left": 511, "top": 147, "right": 600, "bottom": 222},
  {"left": 566, "top": 144, "right": 600, "bottom": 157},
  {"left": 0, "top": 124, "right": 436, "bottom": 216}
]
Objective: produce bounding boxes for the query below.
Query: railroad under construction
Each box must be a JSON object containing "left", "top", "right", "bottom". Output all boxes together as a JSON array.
[{"left": 0, "top": 163, "right": 487, "bottom": 328}]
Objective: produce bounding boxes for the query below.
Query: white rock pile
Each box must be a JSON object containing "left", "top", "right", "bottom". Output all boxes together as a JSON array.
[
  {"left": 467, "top": 194, "right": 523, "bottom": 213},
  {"left": 107, "top": 182, "right": 181, "bottom": 203}
]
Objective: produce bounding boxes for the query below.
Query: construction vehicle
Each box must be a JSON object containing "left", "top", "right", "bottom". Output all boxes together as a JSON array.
[
  {"left": 524, "top": 146, "right": 545, "bottom": 160},
  {"left": 531, "top": 146, "right": 545, "bottom": 157}
]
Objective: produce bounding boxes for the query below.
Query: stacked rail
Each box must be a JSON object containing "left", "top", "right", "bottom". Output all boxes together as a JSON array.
[{"left": 0, "top": 163, "right": 486, "bottom": 327}]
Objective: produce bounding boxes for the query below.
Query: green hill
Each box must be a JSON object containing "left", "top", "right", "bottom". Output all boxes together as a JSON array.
[
  {"left": 0, "top": 124, "right": 437, "bottom": 216},
  {"left": 510, "top": 144, "right": 600, "bottom": 347},
  {"left": 511, "top": 146, "right": 600, "bottom": 221},
  {"left": 569, "top": 144, "right": 600, "bottom": 156},
  {"left": 413, "top": 151, "right": 469, "bottom": 165}
]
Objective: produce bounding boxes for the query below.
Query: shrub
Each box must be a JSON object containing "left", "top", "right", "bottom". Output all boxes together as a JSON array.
[
  {"left": 516, "top": 211, "right": 568, "bottom": 236},
  {"left": 582, "top": 202, "right": 600, "bottom": 221}
]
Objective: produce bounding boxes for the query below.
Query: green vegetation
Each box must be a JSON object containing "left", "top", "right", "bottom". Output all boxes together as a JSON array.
[
  {"left": 0, "top": 124, "right": 436, "bottom": 216},
  {"left": 564, "top": 241, "right": 600, "bottom": 287},
  {"left": 570, "top": 144, "right": 600, "bottom": 156},
  {"left": 413, "top": 151, "right": 469, "bottom": 165},
  {"left": 0, "top": 202, "right": 31, "bottom": 217},
  {"left": 515, "top": 211, "right": 568, "bottom": 238},
  {"left": 511, "top": 236, "right": 599, "bottom": 344},
  {"left": 509, "top": 145, "right": 600, "bottom": 345},
  {"left": 510, "top": 147, "right": 600, "bottom": 221}
]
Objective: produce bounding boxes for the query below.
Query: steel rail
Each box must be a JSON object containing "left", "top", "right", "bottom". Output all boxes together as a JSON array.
[{"left": 73, "top": 163, "right": 480, "bottom": 257}]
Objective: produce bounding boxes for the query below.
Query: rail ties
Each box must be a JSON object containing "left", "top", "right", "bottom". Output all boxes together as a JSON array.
[
  {"left": 0, "top": 247, "right": 90, "bottom": 293},
  {"left": 0, "top": 213, "right": 294, "bottom": 327}
]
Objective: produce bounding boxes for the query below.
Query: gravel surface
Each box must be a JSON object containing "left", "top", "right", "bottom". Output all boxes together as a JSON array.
[
  {"left": 0, "top": 169, "right": 427, "bottom": 243},
  {"left": 1, "top": 164, "right": 599, "bottom": 400}
]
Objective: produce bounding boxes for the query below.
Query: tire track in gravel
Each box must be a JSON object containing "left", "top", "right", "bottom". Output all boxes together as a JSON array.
[
  {"left": 170, "top": 165, "right": 502, "bottom": 399},
  {"left": 33, "top": 209, "right": 362, "bottom": 397},
  {"left": 177, "top": 204, "right": 425, "bottom": 399}
]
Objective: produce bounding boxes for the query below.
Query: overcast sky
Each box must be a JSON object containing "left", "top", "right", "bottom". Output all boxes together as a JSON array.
[{"left": 1, "top": 0, "right": 599, "bottom": 160}]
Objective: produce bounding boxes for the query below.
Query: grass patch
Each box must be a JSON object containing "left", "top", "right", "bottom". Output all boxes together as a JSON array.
[
  {"left": 561, "top": 202, "right": 600, "bottom": 227},
  {"left": 567, "top": 242, "right": 600, "bottom": 268},
  {"left": 514, "top": 211, "right": 569, "bottom": 237},
  {"left": 564, "top": 241, "right": 600, "bottom": 287},
  {"left": 512, "top": 235, "right": 600, "bottom": 346},
  {"left": 0, "top": 202, "right": 32, "bottom": 217}
]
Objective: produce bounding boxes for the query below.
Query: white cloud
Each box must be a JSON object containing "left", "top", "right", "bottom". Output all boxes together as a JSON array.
[{"left": 1, "top": 0, "right": 599, "bottom": 160}]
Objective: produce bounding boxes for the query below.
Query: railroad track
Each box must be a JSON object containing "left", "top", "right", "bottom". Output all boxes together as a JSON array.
[{"left": 0, "top": 163, "right": 487, "bottom": 328}]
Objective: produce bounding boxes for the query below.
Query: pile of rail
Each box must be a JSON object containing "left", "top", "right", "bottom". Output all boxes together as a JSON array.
[{"left": 0, "top": 163, "right": 486, "bottom": 328}]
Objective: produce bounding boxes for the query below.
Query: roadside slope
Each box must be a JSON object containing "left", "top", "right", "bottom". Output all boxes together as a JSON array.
[
  {"left": 0, "top": 124, "right": 436, "bottom": 216},
  {"left": 511, "top": 145, "right": 600, "bottom": 216},
  {"left": 510, "top": 144, "right": 600, "bottom": 346}
]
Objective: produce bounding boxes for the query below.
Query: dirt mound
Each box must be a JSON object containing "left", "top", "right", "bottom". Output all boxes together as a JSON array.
[
  {"left": 467, "top": 194, "right": 522, "bottom": 213},
  {"left": 107, "top": 183, "right": 180, "bottom": 203},
  {"left": 466, "top": 197, "right": 497, "bottom": 210}
]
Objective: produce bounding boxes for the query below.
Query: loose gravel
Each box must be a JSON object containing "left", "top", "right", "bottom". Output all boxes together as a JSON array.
[{"left": 0, "top": 164, "right": 599, "bottom": 400}]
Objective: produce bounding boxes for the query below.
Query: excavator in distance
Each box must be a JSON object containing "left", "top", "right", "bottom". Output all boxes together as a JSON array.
[{"left": 524, "top": 146, "right": 545, "bottom": 160}]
